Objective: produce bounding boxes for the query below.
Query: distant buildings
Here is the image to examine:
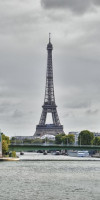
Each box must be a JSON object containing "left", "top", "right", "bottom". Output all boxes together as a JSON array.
[
  {"left": 40, "top": 134, "right": 55, "bottom": 141},
  {"left": 93, "top": 132, "right": 100, "bottom": 137},
  {"left": 11, "top": 131, "right": 100, "bottom": 144},
  {"left": 68, "top": 132, "right": 80, "bottom": 145},
  {"left": 11, "top": 136, "right": 34, "bottom": 141}
]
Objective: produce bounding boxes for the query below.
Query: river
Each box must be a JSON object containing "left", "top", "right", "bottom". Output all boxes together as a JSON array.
[{"left": 0, "top": 153, "right": 100, "bottom": 200}]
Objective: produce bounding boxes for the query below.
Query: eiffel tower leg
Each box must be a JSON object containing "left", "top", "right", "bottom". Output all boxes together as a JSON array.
[
  {"left": 52, "top": 109, "right": 61, "bottom": 126},
  {"left": 39, "top": 109, "right": 47, "bottom": 125}
]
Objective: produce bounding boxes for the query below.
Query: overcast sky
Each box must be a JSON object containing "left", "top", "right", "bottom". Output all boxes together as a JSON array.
[{"left": 0, "top": 0, "right": 100, "bottom": 136}]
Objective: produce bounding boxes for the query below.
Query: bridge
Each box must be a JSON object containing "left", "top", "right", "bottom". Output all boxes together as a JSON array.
[{"left": 9, "top": 144, "right": 100, "bottom": 152}]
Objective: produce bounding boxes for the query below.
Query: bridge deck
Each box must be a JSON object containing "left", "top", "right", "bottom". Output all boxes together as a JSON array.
[{"left": 9, "top": 144, "right": 100, "bottom": 152}]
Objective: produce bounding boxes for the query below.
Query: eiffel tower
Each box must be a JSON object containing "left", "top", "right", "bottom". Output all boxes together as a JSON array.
[{"left": 34, "top": 34, "right": 64, "bottom": 137}]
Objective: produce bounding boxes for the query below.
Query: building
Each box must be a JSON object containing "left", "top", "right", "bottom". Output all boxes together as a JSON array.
[
  {"left": 40, "top": 134, "right": 55, "bottom": 141},
  {"left": 68, "top": 132, "right": 80, "bottom": 145},
  {"left": 93, "top": 132, "right": 100, "bottom": 137},
  {"left": 11, "top": 136, "right": 34, "bottom": 141}
]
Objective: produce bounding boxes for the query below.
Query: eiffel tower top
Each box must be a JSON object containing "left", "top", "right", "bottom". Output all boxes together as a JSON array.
[{"left": 47, "top": 33, "right": 53, "bottom": 50}]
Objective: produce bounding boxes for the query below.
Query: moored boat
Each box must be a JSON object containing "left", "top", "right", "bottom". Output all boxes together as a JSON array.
[
  {"left": 77, "top": 151, "right": 89, "bottom": 157},
  {"left": 20, "top": 151, "right": 24, "bottom": 155}
]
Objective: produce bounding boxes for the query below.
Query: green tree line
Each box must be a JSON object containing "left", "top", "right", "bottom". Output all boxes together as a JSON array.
[
  {"left": 78, "top": 130, "right": 100, "bottom": 145},
  {"left": 55, "top": 133, "right": 75, "bottom": 144},
  {"left": 10, "top": 134, "right": 75, "bottom": 145},
  {"left": 3, "top": 130, "right": 100, "bottom": 152}
]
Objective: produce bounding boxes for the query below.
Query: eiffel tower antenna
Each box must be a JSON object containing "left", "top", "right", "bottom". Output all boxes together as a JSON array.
[
  {"left": 49, "top": 33, "right": 51, "bottom": 43},
  {"left": 34, "top": 35, "right": 64, "bottom": 137}
]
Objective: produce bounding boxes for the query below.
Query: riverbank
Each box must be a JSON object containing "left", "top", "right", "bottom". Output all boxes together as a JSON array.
[
  {"left": 1, "top": 153, "right": 100, "bottom": 161},
  {"left": 0, "top": 157, "right": 20, "bottom": 161},
  {"left": 18, "top": 152, "right": 100, "bottom": 161}
]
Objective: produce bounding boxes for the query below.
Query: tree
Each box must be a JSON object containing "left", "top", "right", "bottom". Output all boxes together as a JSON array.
[
  {"left": 62, "top": 135, "right": 68, "bottom": 144},
  {"left": 10, "top": 137, "right": 16, "bottom": 144},
  {"left": 23, "top": 139, "right": 31, "bottom": 144},
  {"left": 9, "top": 151, "right": 16, "bottom": 158},
  {"left": 11, "top": 137, "right": 16, "bottom": 141},
  {"left": 32, "top": 138, "right": 43, "bottom": 144},
  {"left": 2, "top": 134, "right": 10, "bottom": 145},
  {"left": 55, "top": 133, "right": 75, "bottom": 145},
  {"left": 78, "top": 130, "right": 94, "bottom": 145},
  {"left": 55, "top": 133, "right": 65, "bottom": 144},
  {"left": 2, "top": 140, "right": 8, "bottom": 155},
  {"left": 68, "top": 134, "right": 75, "bottom": 145},
  {"left": 2, "top": 134, "right": 10, "bottom": 155},
  {"left": 93, "top": 137, "right": 100, "bottom": 145},
  {"left": 61, "top": 135, "right": 74, "bottom": 145}
]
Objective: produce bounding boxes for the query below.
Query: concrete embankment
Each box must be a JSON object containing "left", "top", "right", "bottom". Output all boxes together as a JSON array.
[
  {"left": 19, "top": 155, "right": 100, "bottom": 161},
  {"left": 0, "top": 157, "right": 20, "bottom": 161}
]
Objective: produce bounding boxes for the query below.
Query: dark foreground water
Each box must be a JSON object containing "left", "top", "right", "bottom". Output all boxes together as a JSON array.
[{"left": 0, "top": 158, "right": 100, "bottom": 200}]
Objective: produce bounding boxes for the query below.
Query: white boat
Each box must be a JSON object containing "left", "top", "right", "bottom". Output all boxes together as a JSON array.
[
  {"left": 68, "top": 150, "right": 89, "bottom": 157},
  {"left": 77, "top": 151, "right": 89, "bottom": 157},
  {"left": 67, "top": 150, "right": 77, "bottom": 157}
]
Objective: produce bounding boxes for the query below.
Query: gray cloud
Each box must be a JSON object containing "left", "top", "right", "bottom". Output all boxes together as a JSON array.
[
  {"left": 41, "top": 0, "right": 100, "bottom": 14},
  {"left": 0, "top": 0, "right": 41, "bottom": 36},
  {"left": 12, "top": 109, "right": 24, "bottom": 118},
  {"left": 86, "top": 109, "right": 99, "bottom": 115},
  {"left": 64, "top": 100, "right": 90, "bottom": 109},
  {"left": 0, "top": 102, "right": 12, "bottom": 114},
  {"left": 0, "top": 0, "right": 100, "bottom": 135}
]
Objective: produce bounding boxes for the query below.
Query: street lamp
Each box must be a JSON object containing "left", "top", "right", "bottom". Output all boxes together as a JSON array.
[{"left": 67, "top": 137, "right": 68, "bottom": 145}]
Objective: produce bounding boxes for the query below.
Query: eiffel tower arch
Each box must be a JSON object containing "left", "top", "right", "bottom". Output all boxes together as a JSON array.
[{"left": 34, "top": 34, "right": 64, "bottom": 137}]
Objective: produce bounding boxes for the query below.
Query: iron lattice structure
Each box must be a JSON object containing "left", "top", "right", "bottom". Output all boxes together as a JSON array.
[{"left": 34, "top": 35, "right": 64, "bottom": 137}]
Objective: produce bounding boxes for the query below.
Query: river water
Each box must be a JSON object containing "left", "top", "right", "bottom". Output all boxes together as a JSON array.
[{"left": 0, "top": 153, "right": 100, "bottom": 200}]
